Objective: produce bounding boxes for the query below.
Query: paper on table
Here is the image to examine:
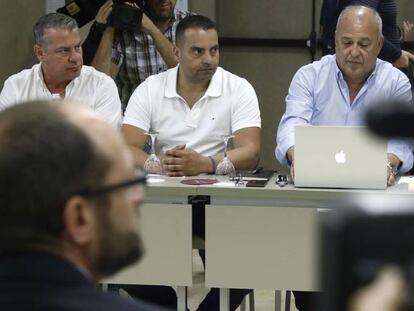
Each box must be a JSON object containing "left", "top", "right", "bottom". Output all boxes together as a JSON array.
[
  {"left": 398, "top": 176, "right": 414, "bottom": 184},
  {"left": 147, "top": 177, "right": 166, "bottom": 183},
  {"left": 398, "top": 176, "right": 414, "bottom": 191}
]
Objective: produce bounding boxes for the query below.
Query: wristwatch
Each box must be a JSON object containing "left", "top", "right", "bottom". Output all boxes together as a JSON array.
[{"left": 387, "top": 161, "right": 398, "bottom": 176}]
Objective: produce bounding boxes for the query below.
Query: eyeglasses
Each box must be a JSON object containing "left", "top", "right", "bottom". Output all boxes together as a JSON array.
[{"left": 75, "top": 169, "right": 147, "bottom": 197}]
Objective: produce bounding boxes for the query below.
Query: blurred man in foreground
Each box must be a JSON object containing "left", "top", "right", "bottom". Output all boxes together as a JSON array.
[{"left": 0, "top": 101, "right": 166, "bottom": 311}]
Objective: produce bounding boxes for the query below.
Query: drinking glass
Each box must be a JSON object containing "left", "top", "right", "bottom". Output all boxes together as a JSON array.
[
  {"left": 216, "top": 134, "right": 236, "bottom": 176},
  {"left": 143, "top": 131, "right": 163, "bottom": 174}
]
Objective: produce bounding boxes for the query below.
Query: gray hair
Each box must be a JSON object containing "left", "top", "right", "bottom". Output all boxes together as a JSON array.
[
  {"left": 336, "top": 5, "right": 383, "bottom": 37},
  {"left": 33, "top": 13, "right": 78, "bottom": 46}
]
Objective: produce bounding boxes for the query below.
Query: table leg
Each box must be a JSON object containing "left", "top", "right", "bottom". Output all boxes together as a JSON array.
[
  {"left": 177, "top": 286, "right": 187, "bottom": 311},
  {"left": 240, "top": 298, "right": 246, "bottom": 311},
  {"left": 249, "top": 291, "right": 255, "bottom": 310},
  {"left": 220, "top": 288, "right": 230, "bottom": 311},
  {"left": 274, "top": 290, "right": 281, "bottom": 311},
  {"left": 285, "top": 290, "right": 291, "bottom": 311}
]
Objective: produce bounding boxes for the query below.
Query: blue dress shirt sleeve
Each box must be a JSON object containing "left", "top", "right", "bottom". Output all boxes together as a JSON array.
[
  {"left": 275, "top": 56, "right": 413, "bottom": 172},
  {"left": 275, "top": 65, "right": 315, "bottom": 166}
]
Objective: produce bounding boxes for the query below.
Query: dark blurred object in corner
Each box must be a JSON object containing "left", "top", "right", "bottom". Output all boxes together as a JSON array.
[
  {"left": 366, "top": 100, "right": 414, "bottom": 138},
  {"left": 321, "top": 195, "right": 414, "bottom": 311}
]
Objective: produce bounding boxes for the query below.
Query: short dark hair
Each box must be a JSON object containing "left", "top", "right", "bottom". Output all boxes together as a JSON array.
[
  {"left": 0, "top": 101, "right": 110, "bottom": 252},
  {"left": 176, "top": 15, "right": 216, "bottom": 46},
  {"left": 33, "top": 13, "right": 78, "bottom": 46}
]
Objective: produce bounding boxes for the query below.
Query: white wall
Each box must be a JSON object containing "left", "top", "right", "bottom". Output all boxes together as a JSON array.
[{"left": 45, "top": 0, "right": 65, "bottom": 13}]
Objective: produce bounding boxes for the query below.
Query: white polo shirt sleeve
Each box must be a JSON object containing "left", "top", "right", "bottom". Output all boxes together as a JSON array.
[
  {"left": 123, "top": 79, "right": 151, "bottom": 131},
  {"left": 94, "top": 75, "right": 122, "bottom": 126},
  {"left": 0, "top": 77, "right": 18, "bottom": 111},
  {"left": 231, "top": 78, "right": 261, "bottom": 133}
]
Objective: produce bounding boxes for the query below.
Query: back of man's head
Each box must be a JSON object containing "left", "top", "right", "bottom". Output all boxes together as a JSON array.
[
  {"left": 33, "top": 12, "right": 78, "bottom": 46},
  {"left": 176, "top": 14, "right": 216, "bottom": 47},
  {"left": 0, "top": 101, "right": 110, "bottom": 253}
]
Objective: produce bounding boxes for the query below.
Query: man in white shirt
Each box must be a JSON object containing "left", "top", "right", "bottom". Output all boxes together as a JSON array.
[
  {"left": 122, "top": 15, "right": 261, "bottom": 176},
  {"left": 0, "top": 13, "right": 121, "bottom": 126},
  {"left": 0, "top": 101, "right": 166, "bottom": 311},
  {"left": 121, "top": 14, "right": 261, "bottom": 311}
]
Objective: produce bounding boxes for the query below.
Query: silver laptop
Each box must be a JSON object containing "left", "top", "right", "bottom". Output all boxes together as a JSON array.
[{"left": 294, "top": 126, "right": 387, "bottom": 189}]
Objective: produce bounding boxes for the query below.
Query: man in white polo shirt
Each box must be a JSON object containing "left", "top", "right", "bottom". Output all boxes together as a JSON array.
[
  {"left": 121, "top": 14, "right": 261, "bottom": 311},
  {"left": 0, "top": 13, "right": 121, "bottom": 126},
  {"left": 122, "top": 15, "right": 261, "bottom": 177}
]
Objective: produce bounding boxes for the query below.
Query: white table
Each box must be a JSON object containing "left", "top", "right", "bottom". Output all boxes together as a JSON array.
[
  {"left": 104, "top": 175, "right": 414, "bottom": 311},
  {"left": 199, "top": 177, "right": 413, "bottom": 310}
]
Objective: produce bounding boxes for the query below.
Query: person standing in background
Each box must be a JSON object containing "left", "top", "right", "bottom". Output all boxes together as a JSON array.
[{"left": 84, "top": 0, "right": 192, "bottom": 111}]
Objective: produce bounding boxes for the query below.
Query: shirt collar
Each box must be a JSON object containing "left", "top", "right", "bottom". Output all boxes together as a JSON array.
[
  {"left": 204, "top": 67, "right": 222, "bottom": 97},
  {"left": 36, "top": 63, "right": 80, "bottom": 91},
  {"left": 36, "top": 63, "right": 45, "bottom": 83},
  {"left": 36, "top": 64, "right": 51, "bottom": 92},
  {"left": 169, "top": 9, "right": 178, "bottom": 26},
  {"left": 334, "top": 55, "right": 378, "bottom": 84},
  {"left": 165, "top": 66, "right": 223, "bottom": 99}
]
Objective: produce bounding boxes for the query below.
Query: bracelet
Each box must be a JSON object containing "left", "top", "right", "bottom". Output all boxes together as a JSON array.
[
  {"left": 208, "top": 156, "right": 216, "bottom": 174},
  {"left": 387, "top": 161, "right": 398, "bottom": 176}
]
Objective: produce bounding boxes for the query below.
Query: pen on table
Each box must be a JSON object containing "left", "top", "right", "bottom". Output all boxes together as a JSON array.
[{"left": 253, "top": 166, "right": 263, "bottom": 174}]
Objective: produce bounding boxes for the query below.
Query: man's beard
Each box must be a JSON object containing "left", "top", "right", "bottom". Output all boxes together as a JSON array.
[
  {"left": 93, "top": 210, "right": 144, "bottom": 278},
  {"left": 147, "top": 1, "right": 173, "bottom": 23}
]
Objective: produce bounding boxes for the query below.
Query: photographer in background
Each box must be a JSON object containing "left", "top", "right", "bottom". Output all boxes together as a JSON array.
[{"left": 83, "top": 0, "right": 191, "bottom": 111}]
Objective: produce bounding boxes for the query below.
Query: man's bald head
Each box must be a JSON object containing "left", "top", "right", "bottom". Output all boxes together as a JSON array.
[{"left": 337, "top": 5, "right": 383, "bottom": 38}]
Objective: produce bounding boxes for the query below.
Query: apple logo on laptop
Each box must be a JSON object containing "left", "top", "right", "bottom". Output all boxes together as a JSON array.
[{"left": 335, "top": 150, "right": 346, "bottom": 164}]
